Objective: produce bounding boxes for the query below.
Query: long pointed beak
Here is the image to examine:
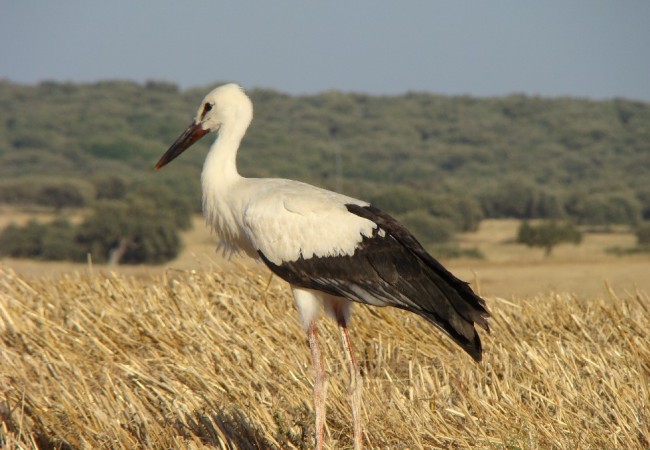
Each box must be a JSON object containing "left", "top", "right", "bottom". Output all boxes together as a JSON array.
[{"left": 155, "top": 122, "right": 209, "bottom": 169}]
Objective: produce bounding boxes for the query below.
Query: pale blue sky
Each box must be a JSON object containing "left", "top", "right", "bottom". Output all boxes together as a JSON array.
[{"left": 2, "top": 1, "right": 649, "bottom": 100}]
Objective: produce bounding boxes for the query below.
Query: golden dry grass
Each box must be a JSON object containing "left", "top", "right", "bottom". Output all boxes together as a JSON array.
[{"left": 1, "top": 264, "right": 649, "bottom": 449}]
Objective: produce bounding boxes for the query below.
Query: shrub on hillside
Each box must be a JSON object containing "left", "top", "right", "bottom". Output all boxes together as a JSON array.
[
  {"left": 0, "top": 219, "right": 85, "bottom": 261},
  {"left": 0, "top": 221, "right": 45, "bottom": 259},
  {"left": 370, "top": 187, "right": 483, "bottom": 232},
  {"left": 127, "top": 183, "right": 194, "bottom": 230},
  {"left": 0, "top": 177, "right": 95, "bottom": 208},
  {"left": 40, "top": 219, "right": 86, "bottom": 260},
  {"left": 566, "top": 192, "right": 641, "bottom": 226},
  {"left": 370, "top": 186, "right": 428, "bottom": 215},
  {"left": 39, "top": 183, "right": 89, "bottom": 209},
  {"left": 425, "top": 194, "right": 484, "bottom": 232},
  {"left": 398, "top": 210, "right": 455, "bottom": 247},
  {"left": 478, "top": 178, "right": 564, "bottom": 219},
  {"left": 93, "top": 174, "right": 128, "bottom": 200}
]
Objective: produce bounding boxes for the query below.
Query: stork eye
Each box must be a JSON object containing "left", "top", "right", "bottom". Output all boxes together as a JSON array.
[{"left": 201, "top": 102, "right": 214, "bottom": 119}]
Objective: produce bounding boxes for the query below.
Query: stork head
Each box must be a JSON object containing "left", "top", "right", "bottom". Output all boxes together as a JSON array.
[{"left": 155, "top": 83, "right": 253, "bottom": 169}]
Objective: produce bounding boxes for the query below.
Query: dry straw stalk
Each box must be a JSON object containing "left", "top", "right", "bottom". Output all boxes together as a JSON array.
[{"left": 1, "top": 266, "right": 648, "bottom": 449}]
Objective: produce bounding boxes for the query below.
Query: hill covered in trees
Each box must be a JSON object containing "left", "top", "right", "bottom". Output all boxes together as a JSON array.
[{"left": 0, "top": 79, "right": 648, "bottom": 262}]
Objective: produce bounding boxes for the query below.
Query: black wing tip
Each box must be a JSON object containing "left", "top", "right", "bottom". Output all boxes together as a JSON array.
[
  {"left": 480, "top": 311, "right": 491, "bottom": 331},
  {"left": 467, "top": 333, "right": 483, "bottom": 362},
  {"left": 450, "top": 328, "right": 483, "bottom": 362},
  {"left": 453, "top": 328, "right": 484, "bottom": 362}
]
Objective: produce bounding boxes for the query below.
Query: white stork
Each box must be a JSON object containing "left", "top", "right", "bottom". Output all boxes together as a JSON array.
[{"left": 155, "top": 83, "right": 490, "bottom": 449}]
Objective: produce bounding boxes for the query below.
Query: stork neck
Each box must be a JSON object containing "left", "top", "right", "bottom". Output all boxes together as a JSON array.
[{"left": 203, "top": 124, "right": 245, "bottom": 184}]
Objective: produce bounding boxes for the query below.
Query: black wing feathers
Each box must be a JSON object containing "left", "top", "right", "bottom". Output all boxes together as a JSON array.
[
  {"left": 259, "top": 204, "right": 490, "bottom": 362},
  {"left": 348, "top": 204, "right": 490, "bottom": 328}
]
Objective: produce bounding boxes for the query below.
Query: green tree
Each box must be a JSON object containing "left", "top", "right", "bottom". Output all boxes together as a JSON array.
[
  {"left": 517, "top": 221, "right": 583, "bottom": 256},
  {"left": 76, "top": 198, "right": 182, "bottom": 265}
]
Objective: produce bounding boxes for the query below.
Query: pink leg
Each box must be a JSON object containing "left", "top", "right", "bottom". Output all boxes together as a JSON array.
[
  {"left": 334, "top": 309, "right": 363, "bottom": 450},
  {"left": 307, "top": 320, "right": 327, "bottom": 450}
]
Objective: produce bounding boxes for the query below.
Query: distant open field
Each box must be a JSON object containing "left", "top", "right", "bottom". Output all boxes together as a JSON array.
[{"left": 2, "top": 214, "right": 648, "bottom": 299}]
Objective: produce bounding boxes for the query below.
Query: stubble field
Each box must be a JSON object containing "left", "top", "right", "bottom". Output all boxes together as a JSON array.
[{"left": 1, "top": 216, "right": 649, "bottom": 448}]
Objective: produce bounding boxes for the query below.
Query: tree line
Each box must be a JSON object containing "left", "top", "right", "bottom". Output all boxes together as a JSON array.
[{"left": 0, "top": 80, "right": 648, "bottom": 263}]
